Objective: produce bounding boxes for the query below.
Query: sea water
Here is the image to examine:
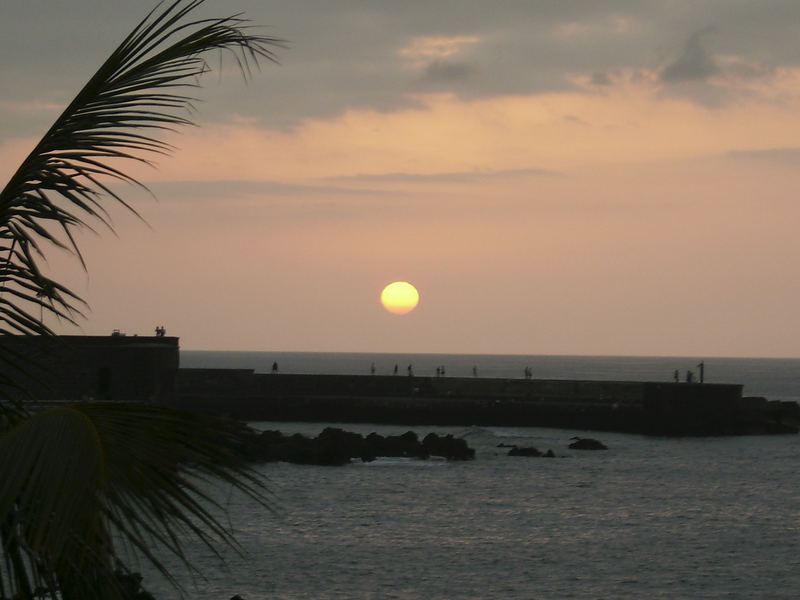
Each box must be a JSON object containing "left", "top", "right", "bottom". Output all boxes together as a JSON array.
[{"left": 141, "top": 353, "right": 800, "bottom": 599}]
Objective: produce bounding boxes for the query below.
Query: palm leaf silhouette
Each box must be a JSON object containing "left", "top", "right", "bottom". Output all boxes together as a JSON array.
[
  {"left": 0, "top": 1, "right": 283, "bottom": 598},
  {"left": 0, "top": 0, "right": 280, "bottom": 338}
]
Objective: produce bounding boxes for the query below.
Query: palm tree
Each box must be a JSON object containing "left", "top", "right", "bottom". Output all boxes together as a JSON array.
[{"left": 0, "top": 1, "right": 283, "bottom": 598}]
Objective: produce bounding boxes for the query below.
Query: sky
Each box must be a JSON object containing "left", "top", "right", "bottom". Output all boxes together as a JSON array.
[{"left": 2, "top": 0, "right": 800, "bottom": 357}]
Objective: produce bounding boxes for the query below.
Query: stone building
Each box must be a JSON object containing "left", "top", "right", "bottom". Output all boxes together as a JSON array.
[{"left": 0, "top": 334, "right": 178, "bottom": 403}]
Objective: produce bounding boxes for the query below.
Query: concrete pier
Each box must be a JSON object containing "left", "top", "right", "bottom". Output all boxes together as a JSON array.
[
  {"left": 1, "top": 335, "right": 797, "bottom": 435},
  {"left": 170, "top": 369, "right": 799, "bottom": 436}
]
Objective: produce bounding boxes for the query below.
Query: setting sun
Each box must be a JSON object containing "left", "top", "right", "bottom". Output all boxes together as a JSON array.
[{"left": 380, "top": 281, "right": 420, "bottom": 315}]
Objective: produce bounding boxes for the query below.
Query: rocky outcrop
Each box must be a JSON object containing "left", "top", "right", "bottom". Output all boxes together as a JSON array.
[
  {"left": 568, "top": 437, "right": 607, "bottom": 450},
  {"left": 114, "top": 570, "right": 155, "bottom": 600},
  {"left": 236, "top": 427, "right": 475, "bottom": 465},
  {"left": 422, "top": 432, "right": 475, "bottom": 460},
  {"left": 508, "top": 446, "right": 541, "bottom": 457},
  {"left": 507, "top": 445, "right": 555, "bottom": 457}
]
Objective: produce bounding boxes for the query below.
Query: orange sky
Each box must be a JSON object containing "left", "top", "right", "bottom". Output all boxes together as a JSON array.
[{"left": 3, "top": 1, "right": 800, "bottom": 356}]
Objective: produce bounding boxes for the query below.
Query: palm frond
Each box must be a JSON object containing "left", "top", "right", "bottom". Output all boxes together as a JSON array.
[
  {"left": 0, "top": 0, "right": 283, "bottom": 339},
  {"left": 0, "top": 407, "right": 109, "bottom": 598},
  {"left": 0, "top": 1, "right": 283, "bottom": 597},
  {"left": 0, "top": 404, "right": 271, "bottom": 599}
]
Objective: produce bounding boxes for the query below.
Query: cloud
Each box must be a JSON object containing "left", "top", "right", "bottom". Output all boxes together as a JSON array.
[
  {"left": 147, "top": 179, "right": 394, "bottom": 200},
  {"left": 726, "top": 147, "right": 800, "bottom": 163},
  {"left": 661, "top": 27, "right": 719, "bottom": 83},
  {"left": 420, "top": 60, "right": 477, "bottom": 84},
  {"left": 398, "top": 35, "right": 482, "bottom": 65},
  {"left": 11, "top": 1, "right": 800, "bottom": 132},
  {"left": 589, "top": 72, "right": 613, "bottom": 86},
  {"left": 400, "top": 35, "right": 482, "bottom": 88},
  {"left": 569, "top": 67, "right": 660, "bottom": 93},
  {"left": 326, "top": 167, "right": 560, "bottom": 183},
  {"left": 0, "top": 100, "right": 63, "bottom": 114},
  {"left": 555, "top": 15, "right": 642, "bottom": 40}
]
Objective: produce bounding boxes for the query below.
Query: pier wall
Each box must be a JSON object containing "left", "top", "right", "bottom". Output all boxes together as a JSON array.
[
  {"left": 171, "top": 370, "right": 799, "bottom": 435},
  {"left": 0, "top": 335, "right": 178, "bottom": 403},
  {"left": 1, "top": 334, "right": 796, "bottom": 435}
]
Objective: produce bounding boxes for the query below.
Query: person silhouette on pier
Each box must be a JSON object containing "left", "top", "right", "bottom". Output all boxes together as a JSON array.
[
  {"left": 271, "top": 361, "right": 279, "bottom": 374},
  {"left": 697, "top": 361, "right": 705, "bottom": 383}
]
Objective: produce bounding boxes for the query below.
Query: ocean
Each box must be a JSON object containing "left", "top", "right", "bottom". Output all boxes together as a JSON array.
[{"left": 143, "top": 352, "right": 800, "bottom": 599}]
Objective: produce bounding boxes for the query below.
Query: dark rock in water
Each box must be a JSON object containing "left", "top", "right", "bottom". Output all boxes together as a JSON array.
[
  {"left": 568, "top": 437, "right": 608, "bottom": 450},
  {"left": 234, "top": 428, "right": 351, "bottom": 465},
  {"left": 316, "top": 427, "right": 367, "bottom": 465},
  {"left": 235, "top": 426, "right": 474, "bottom": 465},
  {"left": 113, "top": 570, "right": 154, "bottom": 600},
  {"left": 365, "top": 430, "right": 428, "bottom": 458},
  {"left": 423, "top": 432, "right": 475, "bottom": 460},
  {"left": 507, "top": 445, "right": 558, "bottom": 457},
  {"left": 507, "top": 445, "right": 542, "bottom": 457}
]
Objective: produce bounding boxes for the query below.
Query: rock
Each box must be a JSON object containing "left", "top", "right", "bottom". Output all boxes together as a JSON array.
[
  {"left": 507, "top": 445, "right": 542, "bottom": 457},
  {"left": 113, "top": 570, "right": 155, "bottom": 600},
  {"left": 423, "top": 433, "right": 475, "bottom": 460},
  {"left": 364, "top": 431, "right": 428, "bottom": 458},
  {"left": 234, "top": 427, "right": 475, "bottom": 464},
  {"left": 313, "top": 427, "right": 362, "bottom": 465},
  {"left": 568, "top": 437, "right": 607, "bottom": 450}
]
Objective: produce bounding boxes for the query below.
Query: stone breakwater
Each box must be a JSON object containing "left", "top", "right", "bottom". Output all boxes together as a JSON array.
[
  {"left": 3, "top": 336, "right": 796, "bottom": 436},
  {"left": 171, "top": 369, "right": 800, "bottom": 436}
]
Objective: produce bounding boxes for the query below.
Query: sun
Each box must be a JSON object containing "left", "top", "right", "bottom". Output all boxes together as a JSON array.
[{"left": 380, "top": 281, "right": 420, "bottom": 315}]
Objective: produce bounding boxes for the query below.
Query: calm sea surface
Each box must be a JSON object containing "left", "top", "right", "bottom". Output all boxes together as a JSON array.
[{"left": 143, "top": 352, "right": 800, "bottom": 599}]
